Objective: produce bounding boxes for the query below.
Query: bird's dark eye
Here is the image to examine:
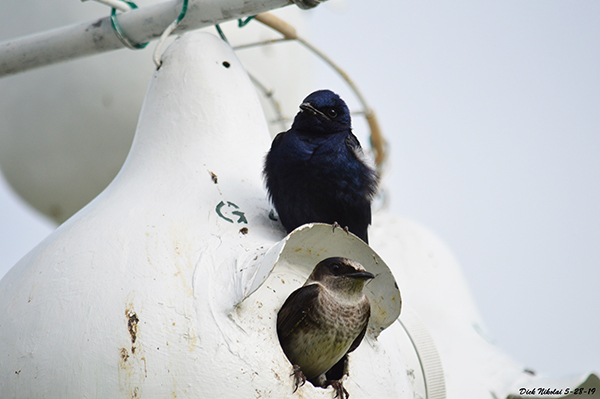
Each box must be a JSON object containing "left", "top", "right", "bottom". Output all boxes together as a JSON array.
[
  {"left": 331, "top": 264, "right": 340, "bottom": 273},
  {"left": 327, "top": 108, "right": 337, "bottom": 118}
]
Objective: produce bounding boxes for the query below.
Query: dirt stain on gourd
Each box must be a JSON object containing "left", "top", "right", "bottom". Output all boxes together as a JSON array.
[
  {"left": 127, "top": 309, "right": 139, "bottom": 353},
  {"left": 119, "top": 301, "right": 147, "bottom": 398}
]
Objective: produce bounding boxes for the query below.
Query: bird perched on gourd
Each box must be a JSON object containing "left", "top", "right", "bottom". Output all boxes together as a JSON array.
[
  {"left": 277, "top": 257, "right": 373, "bottom": 398},
  {"left": 264, "top": 90, "right": 378, "bottom": 243}
]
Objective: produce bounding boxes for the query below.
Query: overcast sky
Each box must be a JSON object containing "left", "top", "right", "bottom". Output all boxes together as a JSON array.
[{"left": 1, "top": 0, "right": 599, "bottom": 382}]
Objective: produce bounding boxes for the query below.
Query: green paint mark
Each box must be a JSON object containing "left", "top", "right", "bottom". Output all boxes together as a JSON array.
[
  {"left": 216, "top": 201, "right": 233, "bottom": 223},
  {"left": 232, "top": 211, "right": 248, "bottom": 224},
  {"left": 216, "top": 201, "right": 247, "bottom": 224}
]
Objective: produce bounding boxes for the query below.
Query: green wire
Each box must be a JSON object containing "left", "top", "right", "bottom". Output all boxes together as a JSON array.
[
  {"left": 175, "top": 0, "right": 188, "bottom": 26},
  {"left": 215, "top": 24, "right": 229, "bottom": 44},
  {"left": 110, "top": 1, "right": 148, "bottom": 49},
  {"left": 238, "top": 16, "right": 256, "bottom": 28},
  {"left": 110, "top": 0, "right": 188, "bottom": 50},
  {"left": 216, "top": 14, "right": 254, "bottom": 44}
]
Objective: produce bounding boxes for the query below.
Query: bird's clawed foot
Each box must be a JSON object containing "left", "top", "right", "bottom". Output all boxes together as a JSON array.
[
  {"left": 326, "top": 379, "right": 349, "bottom": 399},
  {"left": 291, "top": 364, "right": 307, "bottom": 393},
  {"left": 331, "top": 222, "right": 350, "bottom": 235},
  {"left": 332, "top": 221, "right": 341, "bottom": 232}
]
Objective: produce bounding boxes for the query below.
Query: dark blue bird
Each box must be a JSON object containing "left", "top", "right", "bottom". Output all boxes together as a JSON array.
[{"left": 264, "top": 90, "right": 378, "bottom": 243}]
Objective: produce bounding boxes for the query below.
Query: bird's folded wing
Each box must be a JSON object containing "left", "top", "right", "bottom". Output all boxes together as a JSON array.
[{"left": 276, "top": 283, "right": 321, "bottom": 341}]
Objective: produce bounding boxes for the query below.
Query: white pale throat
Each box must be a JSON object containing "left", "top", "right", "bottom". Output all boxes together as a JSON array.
[{"left": 329, "top": 277, "right": 370, "bottom": 305}]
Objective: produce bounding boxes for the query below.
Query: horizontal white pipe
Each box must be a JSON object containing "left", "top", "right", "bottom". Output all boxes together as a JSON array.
[{"left": 0, "top": 0, "right": 294, "bottom": 77}]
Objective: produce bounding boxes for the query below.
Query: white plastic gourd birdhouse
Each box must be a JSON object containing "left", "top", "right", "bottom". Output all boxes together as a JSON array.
[{"left": 0, "top": 32, "right": 410, "bottom": 398}]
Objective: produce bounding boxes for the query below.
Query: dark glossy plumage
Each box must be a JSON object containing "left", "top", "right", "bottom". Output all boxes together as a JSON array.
[
  {"left": 264, "top": 90, "right": 378, "bottom": 243},
  {"left": 277, "top": 257, "right": 373, "bottom": 397}
]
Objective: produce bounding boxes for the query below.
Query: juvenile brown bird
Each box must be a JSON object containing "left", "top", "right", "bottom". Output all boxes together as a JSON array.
[{"left": 277, "top": 257, "right": 374, "bottom": 398}]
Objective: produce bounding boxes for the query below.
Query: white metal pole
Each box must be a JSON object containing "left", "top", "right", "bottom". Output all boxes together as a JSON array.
[{"left": 0, "top": 0, "right": 303, "bottom": 77}]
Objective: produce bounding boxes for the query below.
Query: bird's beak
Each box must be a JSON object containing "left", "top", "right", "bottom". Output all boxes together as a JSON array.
[
  {"left": 299, "top": 102, "right": 331, "bottom": 121},
  {"left": 346, "top": 270, "right": 375, "bottom": 280}
]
